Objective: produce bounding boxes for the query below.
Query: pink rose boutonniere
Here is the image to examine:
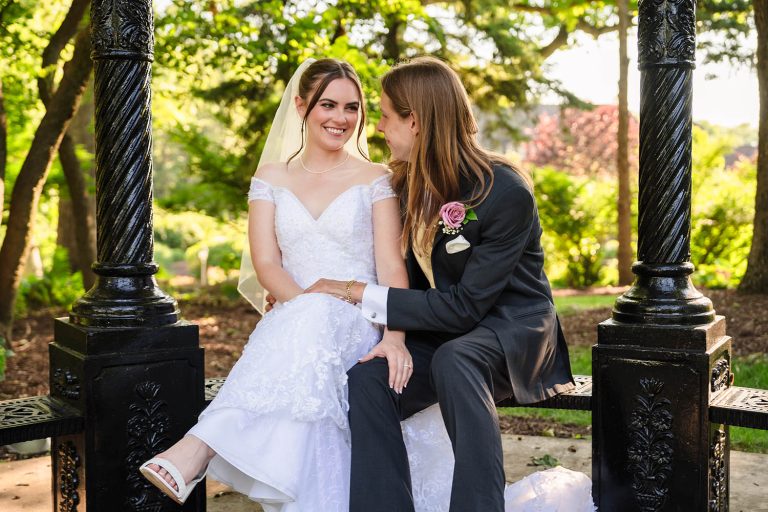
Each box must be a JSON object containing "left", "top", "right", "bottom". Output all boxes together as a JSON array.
[{"left": 438, "top": 201, "right": 478, "bottom": 235}]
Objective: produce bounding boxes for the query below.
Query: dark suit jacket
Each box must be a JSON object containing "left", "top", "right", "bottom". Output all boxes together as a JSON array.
[{"left": 387, "top": 163, "right": 575, "bottom": 404}]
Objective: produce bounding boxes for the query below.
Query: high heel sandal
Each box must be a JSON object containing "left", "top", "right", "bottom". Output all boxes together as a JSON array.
[{"left": 139, "top": 457, "right": 207, "bottom": 505}]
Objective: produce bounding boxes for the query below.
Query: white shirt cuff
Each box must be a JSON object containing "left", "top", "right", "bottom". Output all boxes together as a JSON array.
[{"left": 361, "top": 284, "right": 388, "bottom": 325}]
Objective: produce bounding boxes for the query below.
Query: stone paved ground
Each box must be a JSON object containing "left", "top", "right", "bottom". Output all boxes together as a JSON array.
[{"left": 2, "top": 435, "right": 766, "bottom": 511}]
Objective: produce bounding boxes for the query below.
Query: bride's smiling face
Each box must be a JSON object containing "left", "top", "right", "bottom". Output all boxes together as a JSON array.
[{"left": 297, "top": 78, "right": 361, "bottom": 152}]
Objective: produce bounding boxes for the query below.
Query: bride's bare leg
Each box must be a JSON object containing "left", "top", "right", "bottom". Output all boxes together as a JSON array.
[{"left": 147, "top": 435, "right": 215, "bottom": 491}]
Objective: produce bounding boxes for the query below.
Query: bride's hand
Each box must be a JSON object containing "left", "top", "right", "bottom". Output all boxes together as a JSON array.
[
  {"left": 359, "top": 330, "right": 412, "bottom": 393},
  {"left": 305, "top": 279, "right": 366, "bottom": 303}
]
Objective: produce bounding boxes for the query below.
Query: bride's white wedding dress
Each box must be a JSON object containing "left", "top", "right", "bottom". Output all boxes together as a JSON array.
[{"left": 189, "top": 174, "right": 594, "bottom": 512}]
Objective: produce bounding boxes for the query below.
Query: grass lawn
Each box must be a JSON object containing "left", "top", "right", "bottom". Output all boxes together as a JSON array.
[
  {"left": 501, "top": 294, "right": 768, "bottom": 453},
  {"left": 553, "top": 294, "right": 617, "bottom": 316}
]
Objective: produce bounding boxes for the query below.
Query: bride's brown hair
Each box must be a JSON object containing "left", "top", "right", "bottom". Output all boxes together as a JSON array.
[
  {"left": 381, "top": 56, "right": 530, "bottom": 255},
  {"left": 288, "top": 59, "right": 369, "bottom": 162}
]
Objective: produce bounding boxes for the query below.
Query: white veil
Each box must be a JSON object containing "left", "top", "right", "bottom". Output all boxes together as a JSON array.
[{"left": 237, "top": 58, "right": 370, "bottom": 313}]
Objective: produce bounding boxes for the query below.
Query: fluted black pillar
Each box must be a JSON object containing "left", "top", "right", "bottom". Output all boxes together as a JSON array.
[
  {"left": 49, "top": 1, "right": 205, "bottom": 510},
  {"left": 593, "top": 1, "right": 732, "bottom": 510},
  {"left": 69, "top": 0, "right": 178, "bottom": 327},
  {"left": 612, "top": 0, "right": 714, "bottom": 325}
]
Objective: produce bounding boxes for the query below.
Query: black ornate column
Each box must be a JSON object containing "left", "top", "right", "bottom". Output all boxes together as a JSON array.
[
  {"left": 49, "top": 1, "right": 205, "bottom": 510},
  {"left": 592, "top": 1, "right": 732, "bottom": 510},
  {"left": 69, "top": 0, "right": 177, "bottom": 327},
  {"left": 612, "top": 0, "right": 713, "bottom": 325}
]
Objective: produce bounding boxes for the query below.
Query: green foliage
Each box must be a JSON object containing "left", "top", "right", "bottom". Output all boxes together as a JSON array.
[
  {"left": 691, "top": 126, "right": 755, "bottom": 288},
  {"left": 16, "top": 247, "right": 85, "bottom": 315},
  {"left": 153, "top": 208, "right": 246, "bottom": 283},
  {"left": 529, "top": 454, "right": 560, "bottom": 467},
  {"left": 529, "top": 122, "right": 756, "bottom": 290},
  {"left": 534, "top": 167, "right": 617, "bottom": 288},
  {"left": 149, "top": 0, "right": 619, "bottom": 215},
  {"left": 697, "top": 0, "right": 754, "bottom": 67},
  {"left": 154, "top": 208, "right": 219, "bottom": 250},
  {"left": 1, "top": 1, "right": 74, "bottom": 201},
  {"left": 186, "top": 236, "right": 244, "bottom": 274}
]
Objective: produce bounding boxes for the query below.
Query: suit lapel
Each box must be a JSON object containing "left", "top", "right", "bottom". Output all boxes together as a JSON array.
[{"left": 430, "top": 176, "right": 476, "bottom": 275}]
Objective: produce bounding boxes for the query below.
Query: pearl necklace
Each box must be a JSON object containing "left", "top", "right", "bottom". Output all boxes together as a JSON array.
[{"left": 300, "top": 151, "right": 350, "bottom": 174}]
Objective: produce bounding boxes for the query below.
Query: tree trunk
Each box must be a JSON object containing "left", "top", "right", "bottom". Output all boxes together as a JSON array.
[
  {"left": 739, "top": 1, "right": 768, "bottom": 293},
  {"left": 38, "top": 0, "right": 90, "bottom": 105},
  {"left": 383, "top": 16, "right": 402, "bottom": 61},
  {"left": 0, "top": 79, "right": 6, "bottom": 219},
  {"left": 59, "top": 129, "right": 97, "bottom": 289},
  {"left": 0, "top": 28, "right": 92, "bottom": 341},
  {"left": 617, "top": 0, "right": 633, "bottom": 285},
  {"left": 39, "top": 0, "right": 95, "bottom": 289},
  {"left": 57, "top": 196, "right": 78, "bottom": 265}
]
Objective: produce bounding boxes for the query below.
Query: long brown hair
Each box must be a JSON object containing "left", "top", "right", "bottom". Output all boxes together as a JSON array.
[
  {"left": 381, "top": 56, "right": 530, "bottom": 254},
  {"left": 288, "top": 59, "right": 369, "bottom": 162}
]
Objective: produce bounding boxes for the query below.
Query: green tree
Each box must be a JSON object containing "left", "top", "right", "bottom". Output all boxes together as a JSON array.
[
  {"left": 741, "top": 1, "right": 768, "bottom": 293},
  {"left": 151, "top": 0, "right": 623, "bottom": 216},
  {"left": 0, "top": 1, "right": 92, "bottom": 346},
  {"left": 697, "top": 0, "right": 766, "bottom": 293}
]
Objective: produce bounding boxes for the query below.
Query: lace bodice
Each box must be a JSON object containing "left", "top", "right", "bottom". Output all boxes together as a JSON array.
[{"left": 248, "top": 174, "right": 396, "bottom": 289}]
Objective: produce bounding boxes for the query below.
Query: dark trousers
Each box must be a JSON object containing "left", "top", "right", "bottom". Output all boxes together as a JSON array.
[{"left": 348, "top": 327, "right": 514, "bottom": 512}]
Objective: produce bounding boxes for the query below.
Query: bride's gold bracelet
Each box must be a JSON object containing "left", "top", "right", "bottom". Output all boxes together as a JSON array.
[{"left": 345, "top": 279, "right": 357, "bottom": 304}]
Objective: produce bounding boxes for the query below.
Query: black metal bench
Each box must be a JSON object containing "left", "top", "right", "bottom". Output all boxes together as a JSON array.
[
  {"left": 496, "top": 374, "right": 593, "bottom": 411},
  {"left": 0, "top": 395, "right": 83, "bottom": 446},
  {"left": 5, "top": 375, "right": 768, "bottom": 449}
]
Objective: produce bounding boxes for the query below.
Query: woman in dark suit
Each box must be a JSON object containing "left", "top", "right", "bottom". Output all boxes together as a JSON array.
[{"left": 307, "top": 56, "right": 575, "bottom": 512}]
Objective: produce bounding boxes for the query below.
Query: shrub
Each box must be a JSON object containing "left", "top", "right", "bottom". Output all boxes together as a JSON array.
[
  {"left": 691, "top": 158, "right": 754, "bottom": 288},
  {"left": 533, "top": 167, "right": 617, "bottom": 288},
  {"left": 153, "top": 208, "right": 220, "bottom": 250},
  {"left": 16, "top": 247, "right": 86, "bottom": 316}
]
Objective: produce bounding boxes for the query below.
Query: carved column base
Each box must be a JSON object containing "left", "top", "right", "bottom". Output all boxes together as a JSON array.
[
  {"left": 70, "top": 264, "right": 179, "bottom": 328},
  {"left": 50, "top": 319, "right": 205, "bottom": 511},
  {"left": 593, "top": 317, "right": 731, "bottom": 511},
  {"left": 613, "top": 262, "right": 715, "bottom": 325}
]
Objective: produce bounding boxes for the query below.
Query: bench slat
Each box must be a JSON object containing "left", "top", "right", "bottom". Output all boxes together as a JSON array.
[
  {"left": 205, "top": 377, "right": 226, "bottom": 405},
  {"left": 496, "top": 375, "right": 593, "bottom": 411},
  {"left": 710, "top": 386, "right": 768, "bottom": 430},
  {"left": 0, "top": 396, "right": 83, "bottom": 445}
]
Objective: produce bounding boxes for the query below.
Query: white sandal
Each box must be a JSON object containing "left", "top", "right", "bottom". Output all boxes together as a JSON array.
[{"left": 139, "top": 456, "right": 207, "bottom": 504}]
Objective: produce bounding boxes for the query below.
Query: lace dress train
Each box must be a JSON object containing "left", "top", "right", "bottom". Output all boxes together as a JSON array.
[{"left": 404, "top": 405, "right": 595, "bottom": 512}]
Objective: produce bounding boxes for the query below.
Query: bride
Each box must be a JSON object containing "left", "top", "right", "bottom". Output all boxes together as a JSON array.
[
  {"left": 140, "top": 58, "right": 410, "bottom": 511},
  {"left": 139, "top": 58, "right": 594, "bottom": 512}
]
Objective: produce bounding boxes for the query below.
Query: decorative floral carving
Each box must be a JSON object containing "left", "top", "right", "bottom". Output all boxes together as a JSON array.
[
  {"left": 53, "top": 368, "right": 81, "bottom": 400},
  {"left": 58, "top": 441, "right": 81, "bottom": 512},
  {"left": 118, "top": 0, "right": 153, "bottom": 53},
  {"left": 711, "top": 359, "right": 731, "bottom": 393},
  {"left": 92, "top": 0, "right": 154, "bottom": 55},
  {"left": 638, "top": 0, "right": 696, "bottom": 65},
  {"left": 627, "top": 378, "right": 674, "bottom": 512},
  {"left": 709, "top": 428, "right": 727, "bottom": 511},
  {"left": 666, "top": 0, "right": 696, "bottom": 60},
  {"left": 638, "top": 0, "right": 665, "bottom": 62},
  {"left": 125, "top": 381, "right": 172, "bottom": 509},
  {"left": 91, "top": 0, "right": 115, "bottom": 54}
]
